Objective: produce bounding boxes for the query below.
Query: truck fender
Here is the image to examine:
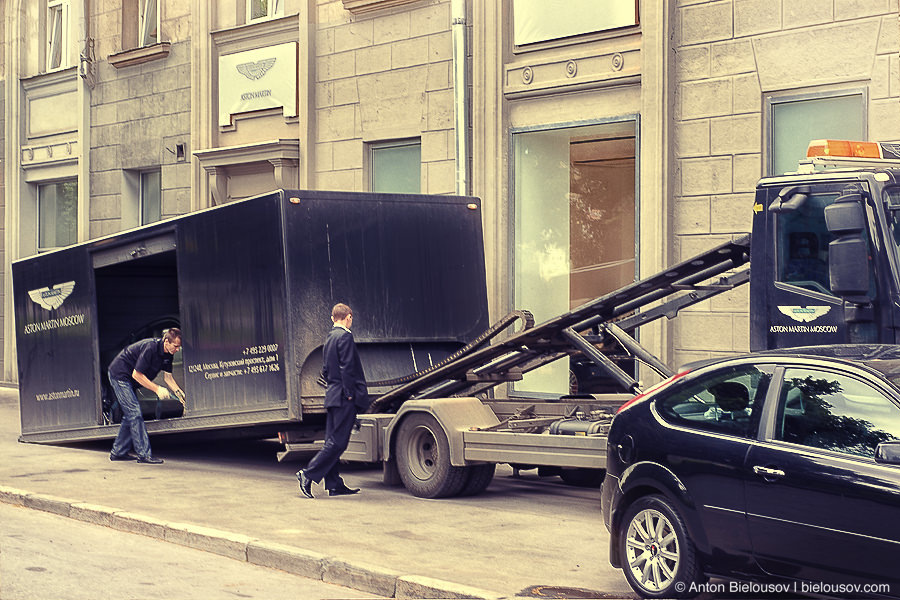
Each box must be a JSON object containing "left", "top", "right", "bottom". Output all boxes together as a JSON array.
[
  {"left": 384, "top": 397, "right": 500, "bottom": 466},
  {"left": 611, "top": 461, "right": 712, "bottom": 560}
]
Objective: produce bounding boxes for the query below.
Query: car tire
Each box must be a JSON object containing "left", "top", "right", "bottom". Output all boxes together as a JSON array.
[
  {"left": 618, "top": 494, "right": 704, "bottom": 599},
  {"left": 395, "top": 413, "right": 468, "bottom": 498}
]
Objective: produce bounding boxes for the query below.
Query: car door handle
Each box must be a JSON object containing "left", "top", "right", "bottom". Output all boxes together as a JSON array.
[{"left": 753, "top": 465, "right": 785, "bottom": 479}]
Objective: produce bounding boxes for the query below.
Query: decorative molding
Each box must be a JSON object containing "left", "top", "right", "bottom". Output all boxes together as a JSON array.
[
  {"left": 342, "top": 0, "right": 422, "bottom": 15},
  {"left": 22, "top": 140, "right": 79, "bottom": 169},
  {"left": 211, "top": 14, "right": 298, "bottom": 49},
  {"left": 504, "top": 42, "right": 641, "bottom": 99},
  {"left": 194, "top": 139, "right": 301, "bottom": 205},
  {"left": 108, "top": 42, "right": 171, "bottom": 69}
]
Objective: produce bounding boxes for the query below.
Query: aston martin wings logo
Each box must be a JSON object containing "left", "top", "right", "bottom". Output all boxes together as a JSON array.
[
  {"left": 778, "top": 305, "right": 831, "bottom": 323},
  {"left": 236, "top": 58, "right": 276, "bottom": 80},
  {"left": 28, "top": 281, "right": 76, "bottom": 311}
]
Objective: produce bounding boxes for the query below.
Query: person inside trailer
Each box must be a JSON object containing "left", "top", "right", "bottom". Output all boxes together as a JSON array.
[{"left": 107, "top": 328, "right": 185, "bottom": 464}]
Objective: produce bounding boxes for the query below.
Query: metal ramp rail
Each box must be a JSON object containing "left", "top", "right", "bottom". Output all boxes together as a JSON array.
[{"left": 368, "top": 235, "right": 751, "bottom": 413}]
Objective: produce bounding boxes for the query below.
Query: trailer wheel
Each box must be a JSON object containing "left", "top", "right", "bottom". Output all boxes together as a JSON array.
[
  {"left": 458, "top": 463, "right": 495, "bottom": 496},
  {"left": 395, "top": 413, "right": 468, "bottom": 498},
  {"left": 559, "top": 468, "right": 605, "bottom": 487}
]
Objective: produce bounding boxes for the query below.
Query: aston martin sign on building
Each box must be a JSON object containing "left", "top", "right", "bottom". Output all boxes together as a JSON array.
[{"left": 218, "top": 42, "right": 297, "bottom": 126}]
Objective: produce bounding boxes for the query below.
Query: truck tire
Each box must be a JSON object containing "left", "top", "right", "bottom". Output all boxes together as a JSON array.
[
  {"left": 395, "top": 413, "right": 468, "bottom": 498},
  {"left": 459, "top": 463, "right": 495, "bottom": 496},
  {"left": 618, "top": 495, "right": 704, "bottom": 599}
]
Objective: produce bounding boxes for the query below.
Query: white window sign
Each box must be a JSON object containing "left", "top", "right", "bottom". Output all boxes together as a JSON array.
[
  {"left": 513, "top": 0, "right": 638, "bottom": 46},
  {"left": 218, "top": 42, "right": 297, "bottom": 127}
]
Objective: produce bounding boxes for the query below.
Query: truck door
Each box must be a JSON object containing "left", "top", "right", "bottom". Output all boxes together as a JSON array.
[{"left": 751, "top": 182, "right": 876, "bottom": 350}]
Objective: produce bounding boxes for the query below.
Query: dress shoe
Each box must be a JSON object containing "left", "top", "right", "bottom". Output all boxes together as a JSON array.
[
  {"left": 109, "top": 452, "right": 136, "bottom": 461},
  {"left": 328, "top": 484, "right": 360, "bottom": 497},
  {"left": 136, "top": 455, "right": 164, "bottom": 464},
  {"left": 297, "top": 470, "right": 314, "bottom": 498}
]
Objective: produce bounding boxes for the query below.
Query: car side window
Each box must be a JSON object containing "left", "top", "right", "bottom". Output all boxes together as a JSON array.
[
  {"left": 776, "top": 368, "right": 900, "bottom": 459},
  {"left": 655, "top": 365, "right": 772, "bottom": 438}
]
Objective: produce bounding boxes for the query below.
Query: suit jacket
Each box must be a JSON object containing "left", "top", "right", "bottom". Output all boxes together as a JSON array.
[{"left": 322, "top": 326, "right": 369, "bottom": 410}]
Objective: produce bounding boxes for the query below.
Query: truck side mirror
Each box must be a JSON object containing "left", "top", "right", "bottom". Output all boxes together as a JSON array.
[
  {"left": 825, "top": 188, "right": 870, "bottom": 298},
  {"left": 828, "top": 237, "right": 869, "bottom": 296},
  {"left": 824, "top": 191, "right": 865, "bottom": 233}
]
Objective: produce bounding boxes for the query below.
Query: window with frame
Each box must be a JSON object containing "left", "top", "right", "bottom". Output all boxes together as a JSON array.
[
  {"left": 513, "top": 0, "right": 638, "bottom": 46},
  {"left": 655, "top": 365, "right": 772, "bottom": 438},
  {"left": 139, "top": 0, "right": 159, "bottom": 47},
  {"left": 370, "top": 140, "right": 421, "bottom": 194},
  {"left": 774, "top": 191, "right": 836, "bottom": 296},
  {"left": 47, "top": 0, "right": 70, "bottom": 71},
  {"left": 777, "top": 368, "right": 900, "bottom": 458},
  {"left": 141, "top": 170, "right": 162, "bottom": 224},
  {"left": 768, "top": 92, "right": 864, "bottom": 177},
  {"left": 248, "top": 0, "right": 283, "bottom": 23},
  {"left": 512, "top": 121, "right": 636, "bottom": 395},
  {"left": 38, "top": 180, "right": 78, "bottom": 251}
]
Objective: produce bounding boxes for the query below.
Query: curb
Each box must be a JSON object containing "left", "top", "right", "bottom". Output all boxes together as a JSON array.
[{"left": 0, "top": 485, "right": 503, "bottom": 599}]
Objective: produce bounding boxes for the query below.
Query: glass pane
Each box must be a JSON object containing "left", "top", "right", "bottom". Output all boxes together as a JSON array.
[
  {"left": 141, "top": 171, "right": 162, "bottom": 224},
  {"left": 656, "top": 366, "right": 771, "bottom": 438},
  {"left": 774, "top": 192, "right": 837, "bottom": 295},
  {"left": 772, "top": 94, "right": 863, "bottom": 176},
  {"left": 513, "top": 121, "right": 636, "bottom": 394},
  {"left": 39, "top": 180, "right": 78, "bottom": 249},
  {"left": 778, "top": 368, "right": 900, "bottom": 458},
  {"left": 140, "top": 0, "right": 158, "bottom": 46},
  {"left": 513, "top": 0, "right": 637, "bottom": 45},
  {"left": 249, "top": 0, "right": 269, "bottom": 20},
  {"left": 48, "top": 4, "right": 63, "bottom": 69},
  {"left": 372, "top": 143, "right": 421, "bottom": 194}
]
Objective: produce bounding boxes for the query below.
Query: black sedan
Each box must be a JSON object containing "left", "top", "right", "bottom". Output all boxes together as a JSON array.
[{"left": 601, "top": 345, "right": 900, "bottom": 599}]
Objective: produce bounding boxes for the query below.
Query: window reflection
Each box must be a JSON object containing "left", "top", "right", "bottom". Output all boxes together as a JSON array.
[{"left": 778, "top": 369, "right": 900, "bottom": 458}]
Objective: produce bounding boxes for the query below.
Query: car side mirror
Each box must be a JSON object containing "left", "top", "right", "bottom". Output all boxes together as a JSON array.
[{"left": 875, "top": 440, "right": 900, "bottom": 465}]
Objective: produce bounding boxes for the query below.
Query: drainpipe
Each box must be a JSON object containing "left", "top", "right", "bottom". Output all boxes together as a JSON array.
[
  {"left": 451, "top": 0, "right": 468, "bottom": 196},
  {"left": 77, "top": 0, "right": 92, "bottom": 243}
]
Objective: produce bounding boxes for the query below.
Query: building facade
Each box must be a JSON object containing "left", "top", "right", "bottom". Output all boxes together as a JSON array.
[
  {"left": 671, "top": 0, "right": 900, "bottom": 368},
  {"left": 2, "top": 1, "right": 899, "bottom": 397}
]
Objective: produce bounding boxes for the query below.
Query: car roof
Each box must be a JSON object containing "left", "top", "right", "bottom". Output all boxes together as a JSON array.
[{"left": 682, "top": 344, "right": 900, "bottom": 384}]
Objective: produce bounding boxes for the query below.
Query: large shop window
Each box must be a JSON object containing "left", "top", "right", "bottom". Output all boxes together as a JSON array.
[
  {"left": 513, "top": 0, "right": 638, "bottom": 46},
  {"left": 38, "top": 180, "right": 78, "bottom": 251},
  {"left": 47, "top": 0, "right": 70, "bottom": 71},
  {"left": 370, "top": 140, "right": 421, "bottom": 194},
  {"left": 513, "top": 121, "right": 636, "bottom": 395},
  {"left": 768, "top": 91, "right": 864, "bottom": 176}
]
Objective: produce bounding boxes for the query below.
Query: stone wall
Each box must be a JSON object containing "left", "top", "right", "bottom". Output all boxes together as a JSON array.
[
  {"left": 89, "top": 4, "right": 192, "bottom": 238},
  {"left": 671, "top": 0, "right": 900, "bottom": 367},
  {"left": 314, "top": 0, "right": 456, "bottom": 193}
]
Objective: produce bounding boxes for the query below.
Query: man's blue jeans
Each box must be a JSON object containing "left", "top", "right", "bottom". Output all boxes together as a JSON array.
[{"left": 109, "top": 373, "right": 152, "bottom": 459}]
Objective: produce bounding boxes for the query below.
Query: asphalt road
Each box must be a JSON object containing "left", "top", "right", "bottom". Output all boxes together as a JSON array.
[
  {"left": 1, "top": 502, "right": 386, "bottom": 600},
  {"left": 0, "top": 388, "right": 635, "bottom": 599}
]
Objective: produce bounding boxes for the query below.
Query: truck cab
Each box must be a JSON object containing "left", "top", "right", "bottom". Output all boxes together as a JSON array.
[{"left": 750, "top": 140, "right": 900, "bottom": 350}]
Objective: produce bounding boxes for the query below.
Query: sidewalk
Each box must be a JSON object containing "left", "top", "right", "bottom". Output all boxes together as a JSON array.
[{"left": 0, "top": 386, "right": 634, "bottom": 600}]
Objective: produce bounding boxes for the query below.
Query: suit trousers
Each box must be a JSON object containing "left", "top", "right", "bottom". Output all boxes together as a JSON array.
[{"left": 304, "top": 401, "right": 357, "bottom": 489}]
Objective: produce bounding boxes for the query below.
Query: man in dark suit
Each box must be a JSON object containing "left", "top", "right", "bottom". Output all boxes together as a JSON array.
[{"left": 297, "top": 303, "right": 368, "bottom": 498}]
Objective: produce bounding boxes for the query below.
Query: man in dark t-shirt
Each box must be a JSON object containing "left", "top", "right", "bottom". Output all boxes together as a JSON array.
[{"left": 108, "top": 328, "right": 184, "bottom": 464}]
